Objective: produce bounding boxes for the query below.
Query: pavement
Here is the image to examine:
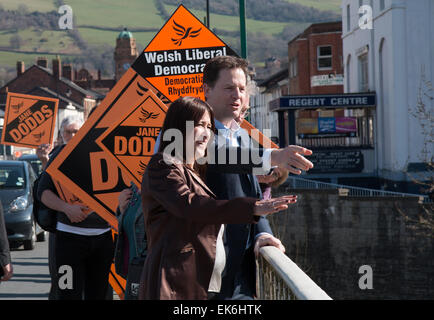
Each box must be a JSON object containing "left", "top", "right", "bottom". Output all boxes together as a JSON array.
[{"left": 0, "top": 235, "right": 50, "bottom": 299}]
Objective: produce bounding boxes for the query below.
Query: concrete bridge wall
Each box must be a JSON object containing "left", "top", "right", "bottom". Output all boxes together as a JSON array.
[{"left": 269, "top": 188, "right": 434, "bottom": 299}]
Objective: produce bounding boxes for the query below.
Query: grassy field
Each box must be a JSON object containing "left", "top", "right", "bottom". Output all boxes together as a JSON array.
[
  {"left": 165, "top": 4, "right": 293, "bottom": 35},
  {"left": 284, "top": 0, "right": 341, "bottom": 13},
  {"left": 67, "top": 0, "right": 165, "bottom": 28},
  {"left": 0, "top": 0, "right": 56, "bottom": 12},
  {"left": 0, "top": 28, "right": 79, "bottom": 54},
  {"left": 78, "top": 27, "right": 157, "bottom": 50}
]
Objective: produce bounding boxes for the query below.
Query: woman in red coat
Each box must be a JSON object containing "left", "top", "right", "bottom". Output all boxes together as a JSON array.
[{"left": 139, "top": 97, "right": 296, "bottom": 300}]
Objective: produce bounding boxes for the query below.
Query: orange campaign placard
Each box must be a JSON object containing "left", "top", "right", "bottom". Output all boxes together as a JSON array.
[
  {"left": 96, "top": 90, "right": 167, "bottom": 188},
  {"left": 131, "top": 4, "right": 237, "bottom": 102},
  {"left": 1, "top": 92, "right": 58, "bottom": 149},
  {"left": 46, "top": 69, "right": 165, "bottom": 231}
]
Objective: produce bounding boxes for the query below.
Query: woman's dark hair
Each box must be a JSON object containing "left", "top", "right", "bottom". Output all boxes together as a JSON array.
[{"left": 158, "top": 96, "right": 215, "bottom": 175}]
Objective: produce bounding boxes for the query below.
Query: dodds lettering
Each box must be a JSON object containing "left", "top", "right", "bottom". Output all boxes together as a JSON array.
[
  {"left": 114, "top": 136, "right": 155, "bottom": 156},
  {"left": 9, "top": 105, "right": 53, "bottom": 142}
]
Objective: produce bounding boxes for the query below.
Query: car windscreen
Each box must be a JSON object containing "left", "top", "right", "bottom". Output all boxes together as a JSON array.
[{"left": 0, "top": 166, "right": 26, "bottom": 189}]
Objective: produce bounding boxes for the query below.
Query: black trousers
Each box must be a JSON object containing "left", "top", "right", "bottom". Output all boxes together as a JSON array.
[
  {"left": 48, "top": 232, "right": 58, "bottom": 300},
  {"left": 55, "top": 230, "right": 114, "bottom": 300}
]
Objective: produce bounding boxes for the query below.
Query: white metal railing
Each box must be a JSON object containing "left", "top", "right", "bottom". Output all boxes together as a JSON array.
[
  {"left": 256, "top": 246, "right": 332, "bottom": 300},
  {"left": 286, "top": 176, "right": 431, "bottom": 203}
]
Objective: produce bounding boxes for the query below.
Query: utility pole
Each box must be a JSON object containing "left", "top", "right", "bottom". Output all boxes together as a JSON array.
[
  {"left": 239, "top": 0, "right": 247, "bottom": 58},
  {"left": 206, "top": 0, "right": 210, "bottom": 28}
]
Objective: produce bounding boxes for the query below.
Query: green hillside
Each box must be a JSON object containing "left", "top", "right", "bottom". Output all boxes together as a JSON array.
[
  {"left": 0, "top": 0, "right": 341, "bottom": 84},
  {"left": 283, "top": 0, "right": 341, "bottom": 13}
]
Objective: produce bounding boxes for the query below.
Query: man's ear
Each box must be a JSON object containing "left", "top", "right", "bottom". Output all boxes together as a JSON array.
[{"left": 203, "top": 83, "right": 210, "bottom": 101}]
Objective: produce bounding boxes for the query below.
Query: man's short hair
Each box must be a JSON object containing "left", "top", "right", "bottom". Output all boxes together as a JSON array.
[{"left": 203, "top": 56, "right": 249, "bottom": 88}]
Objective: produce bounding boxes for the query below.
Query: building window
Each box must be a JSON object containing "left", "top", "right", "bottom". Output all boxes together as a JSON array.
[
  {"left": 358, "top": 53, "right": 369, "bottom": 92},
  {"left": 317, "top": 45, "right": 332, "bottom": 70},
  {"left": 380, "top": 0, "right": 385, "bottom": 11},
  {"left": 346, "top": 4, "right": 351, "bottom": 31}
]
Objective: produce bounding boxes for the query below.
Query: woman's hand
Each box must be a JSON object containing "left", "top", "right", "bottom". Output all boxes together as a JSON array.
[
  {"left": 118, "top": 188, "right": 132, "bottom": 214},
  {"left": 253, "top": 195, "right": 297, "bottom": 216}
]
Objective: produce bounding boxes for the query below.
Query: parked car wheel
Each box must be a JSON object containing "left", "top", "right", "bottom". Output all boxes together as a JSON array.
[{"left": 23, "top": 222, "right": 36, "bottom": 250}]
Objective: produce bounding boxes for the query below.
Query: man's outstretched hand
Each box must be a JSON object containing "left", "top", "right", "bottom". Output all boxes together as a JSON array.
[{"left": 270, "top": 145, "right": 313, "bottom": 175}]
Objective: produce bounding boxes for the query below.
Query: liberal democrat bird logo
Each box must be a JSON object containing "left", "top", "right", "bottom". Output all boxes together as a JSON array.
[
  {"left": 11, "top": 102, "right": 23, "bottom": 114},
  {"left": 137, "top": 160, "right": 147, "bottom": 176},
  {"left": 33, "top": 130, "right": 45, "bottom": 143},
  {"left": 139, "top": 107, "right": 159, "bottom": 124},
  {"left": 171, "top": 20, "right": 201, "bottom": 46},
  {"left": 136, "top": 82, "right": 170, "bottom": 104}
]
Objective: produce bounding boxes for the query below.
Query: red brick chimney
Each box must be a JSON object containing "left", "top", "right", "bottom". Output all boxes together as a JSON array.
[
  {"left": 36, "top": 57, "right": 48, "bottom": 68},
  {"left": 16, "top": 61, "right": 25, "bottom": 76},
  {"left": 52, "top": 56, "right": 61, "bottom": 79},
  {"left": 62, "top": 63, "right": 74, "bottom": 81}
]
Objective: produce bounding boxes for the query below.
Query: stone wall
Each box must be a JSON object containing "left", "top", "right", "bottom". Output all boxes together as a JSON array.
[{"left": 269, "top": 188, "right": 434, "bottom": 299}]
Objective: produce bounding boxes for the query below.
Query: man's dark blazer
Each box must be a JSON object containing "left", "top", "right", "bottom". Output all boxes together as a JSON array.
[{"left": 206, "top": 128, "right": 273, "bottom": 299}]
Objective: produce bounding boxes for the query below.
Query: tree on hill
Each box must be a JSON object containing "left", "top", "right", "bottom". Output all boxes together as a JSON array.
[{"left": 9, "top": 34, "right": 23, "bottom": 49}]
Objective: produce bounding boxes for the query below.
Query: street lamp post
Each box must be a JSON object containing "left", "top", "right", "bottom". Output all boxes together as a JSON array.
[
  {"left": 239, "top": 0, "right": 247, "bottom": 59},
  {"left": 206, "top": 0, "right": 210, "bottom": 27}
]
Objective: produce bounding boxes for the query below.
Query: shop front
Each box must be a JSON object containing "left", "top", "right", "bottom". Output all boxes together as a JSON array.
[{"left": 270, "top": 93, "right": 377, "bottom": 185}]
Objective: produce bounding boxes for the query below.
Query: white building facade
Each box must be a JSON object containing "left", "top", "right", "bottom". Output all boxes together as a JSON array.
[
  {"left": 250, "top": 71, "right": 286, "bottom": 146},
  {"left": 342, "top": 0, "right": 433, "bottom": 187}
]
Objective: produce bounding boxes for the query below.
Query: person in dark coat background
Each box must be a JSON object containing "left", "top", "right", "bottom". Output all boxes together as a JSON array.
[{"left": 0, "top": 200, "right": 13, "bottom": 282}]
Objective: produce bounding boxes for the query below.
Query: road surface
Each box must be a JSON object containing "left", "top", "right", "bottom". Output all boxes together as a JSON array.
[{"left": 0, "top": 235, "right": 50, "bottom": 299}]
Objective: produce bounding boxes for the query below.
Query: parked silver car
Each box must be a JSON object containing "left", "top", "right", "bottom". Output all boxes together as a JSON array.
[{"left": 0, "top": 160, "right": 46, "bottom": 250}]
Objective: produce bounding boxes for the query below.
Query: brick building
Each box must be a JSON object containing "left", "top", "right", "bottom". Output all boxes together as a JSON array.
[
  {"left": 257, "top": 21, "right": 381, "bottom": 187},
  {"left": 0, "top": 56, "right": 102, "bottom": 124},
  {"left": 288, "top": 21, "right": 343, "bottom": 95}
]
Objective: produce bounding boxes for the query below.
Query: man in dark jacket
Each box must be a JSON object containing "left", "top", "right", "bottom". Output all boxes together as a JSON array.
[{"left": 203, "top": 56, "right": 313, "bottom": 299}]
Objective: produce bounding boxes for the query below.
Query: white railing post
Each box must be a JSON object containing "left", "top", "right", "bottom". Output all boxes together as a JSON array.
[{"left": 257, "top": 246, "right": 332, "bottom": 300}]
